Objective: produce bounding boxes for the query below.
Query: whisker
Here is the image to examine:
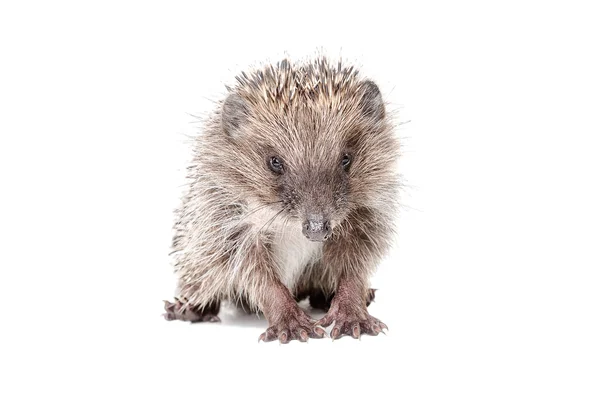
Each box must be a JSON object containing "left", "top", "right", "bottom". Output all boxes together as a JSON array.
[
  {"left": 258, "top": 207, "right": 286, "bottom": 235},
  {"left": 233, "top": 200, "right": 283, "bottom": 227}
]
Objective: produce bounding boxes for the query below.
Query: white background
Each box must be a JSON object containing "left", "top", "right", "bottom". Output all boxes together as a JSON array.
[{"left": 1, "top": 1, "right": 599, "bottom": 396}]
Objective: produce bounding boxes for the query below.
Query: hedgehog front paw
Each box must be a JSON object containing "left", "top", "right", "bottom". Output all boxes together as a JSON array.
[
  {"left": 316, "top": 303, "right": 387, "bottom": 340},
  {"left": 258, "top": 309, "right": 326, "bottom": 344}
]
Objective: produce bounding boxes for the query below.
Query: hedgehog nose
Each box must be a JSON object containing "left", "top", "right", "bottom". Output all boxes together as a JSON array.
[{"left": 302, "top": 218, "right": 331, "bottom": 242}]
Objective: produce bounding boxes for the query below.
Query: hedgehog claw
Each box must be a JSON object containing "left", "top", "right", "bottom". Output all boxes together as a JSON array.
[{"left": 258, "top": 309, "right": 322, "bottom": 344}]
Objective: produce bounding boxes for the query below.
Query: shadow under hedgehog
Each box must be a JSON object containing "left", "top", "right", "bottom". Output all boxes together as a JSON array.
[{"left": 164, "top": 56, "right": 400, "bottom": 343}]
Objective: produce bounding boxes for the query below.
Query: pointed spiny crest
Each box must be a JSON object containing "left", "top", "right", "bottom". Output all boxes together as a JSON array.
[{"left": 233, "top": 57, "right": 363, "bottom": 109}]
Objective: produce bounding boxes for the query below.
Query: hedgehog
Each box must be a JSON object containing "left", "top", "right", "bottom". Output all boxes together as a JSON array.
[{"left": 163, "top": 56, "right": 400, "bottom": 343}]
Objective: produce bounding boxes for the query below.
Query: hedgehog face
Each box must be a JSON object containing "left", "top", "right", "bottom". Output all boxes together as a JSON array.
[
  {"left": 220, "top": 61, "right": 396, "bottom": 242},
  {"left": 264, "top": 147, "right": 353, "bottom": 242}
]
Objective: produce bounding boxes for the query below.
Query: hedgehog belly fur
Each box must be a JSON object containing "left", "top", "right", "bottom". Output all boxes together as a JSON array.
[
  {"left": 271, "top": 226, "right": 322, "bottom": 290},
  {"left": 246, "top": 205, "right": 322, "bottom": 290}
]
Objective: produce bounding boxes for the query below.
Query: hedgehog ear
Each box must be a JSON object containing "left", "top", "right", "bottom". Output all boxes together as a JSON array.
[
  {"left": 358, "top": 80, "right": 385, "bottom": 121},
  {"left": 222, "top": 92, "right": 249, "bottom": 137}
]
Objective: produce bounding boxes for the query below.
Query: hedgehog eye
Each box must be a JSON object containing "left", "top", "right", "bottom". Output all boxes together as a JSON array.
[
  {"left": 341, "top": 153, "right": 352, "bottom": 170},
  {"left": 269, "top": 156, "right": 284, "bottom": 174}
]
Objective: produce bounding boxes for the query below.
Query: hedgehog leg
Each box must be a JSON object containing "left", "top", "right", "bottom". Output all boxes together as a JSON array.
[
  {"left": 163, "top": 297, "right": 221, "bottom": 323},
  {"left": 257, "top": 282, "right": 326, "bottom": 343},
  {"left": 316, "top": 278, "right": 387, "bottom": 341},
  {"left": 308, "top": 288, "right": 376, "bottom": 311},
  {"left": 228, "top": 243, "right": 325, "bottom": 343}
]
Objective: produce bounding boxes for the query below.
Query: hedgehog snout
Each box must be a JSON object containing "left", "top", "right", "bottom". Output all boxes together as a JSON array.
[{"left": 301, "top": 215, "right": 332, "bottom": 242}]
